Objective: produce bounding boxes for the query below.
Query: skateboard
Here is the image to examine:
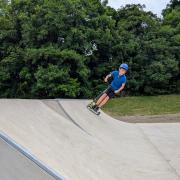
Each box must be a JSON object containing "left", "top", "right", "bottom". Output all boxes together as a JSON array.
[
  {"left": 86, "top": 87, "right": 109, "bottom": 116},
  {"left": 87, "top": 102, "right": 101, "bottom": 115}
]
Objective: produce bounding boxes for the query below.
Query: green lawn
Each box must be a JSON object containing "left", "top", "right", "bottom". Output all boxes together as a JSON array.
[{"left": 103, "top": 94, "right": 180, "bottom": 116}]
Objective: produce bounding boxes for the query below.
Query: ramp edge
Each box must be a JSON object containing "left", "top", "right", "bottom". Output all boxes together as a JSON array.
[
  {"left": 56, "top": 99, "right": 92, "bottom": 136},
  {"left": 0, "top": 131, "right": 66, "bottom": 180}
]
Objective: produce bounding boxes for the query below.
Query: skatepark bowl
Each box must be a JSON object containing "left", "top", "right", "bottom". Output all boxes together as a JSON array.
[{"left": 0, "top": 99, "right": 180, "bottom": 180}]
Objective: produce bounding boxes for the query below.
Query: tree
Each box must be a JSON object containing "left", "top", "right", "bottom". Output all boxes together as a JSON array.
[
  {"left": 162, "top": 0, "right": 180, "bottom": 93},
  {"left": 0, "top": 0, "right": 179, "bottom": 98}
]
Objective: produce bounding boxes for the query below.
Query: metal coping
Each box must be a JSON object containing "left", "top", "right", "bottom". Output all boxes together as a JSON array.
[{"left": 0, "top": 131, "right": 66, "bottom": 180}]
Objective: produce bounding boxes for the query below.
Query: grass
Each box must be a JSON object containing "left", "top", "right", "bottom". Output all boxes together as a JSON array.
[{"left": 102, "top": 94, "right": 180, "bottom": 116}]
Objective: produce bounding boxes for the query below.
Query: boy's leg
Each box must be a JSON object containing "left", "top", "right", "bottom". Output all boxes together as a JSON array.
[
  {"left": 95, "top": 86, "right": 112, "bottom": 106},
  {"left": 95, "top": 86, "right": 114, "bottom": 110},
  {"left": 96, "top": 93, "right": 108, "bottom": 106},
  {"left": 98, "top": 96, "right": 110, "bottom": 108}
]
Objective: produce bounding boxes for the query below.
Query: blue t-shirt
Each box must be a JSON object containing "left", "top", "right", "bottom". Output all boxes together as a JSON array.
[{"left": 110, "top": 71, "right": 126, "bottom": 90}]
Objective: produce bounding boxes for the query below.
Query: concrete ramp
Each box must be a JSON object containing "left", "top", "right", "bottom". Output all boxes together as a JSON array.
[
  {"left": 0, "top": 135, "right": 55, "bottom": 180},
  {"left": 0, "top": 99, "right": 180, "bottom": 180}
]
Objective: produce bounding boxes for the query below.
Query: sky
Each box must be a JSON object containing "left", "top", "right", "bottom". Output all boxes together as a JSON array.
[{"left": 108, "top": 0, "right": 170, "bottom": 17}]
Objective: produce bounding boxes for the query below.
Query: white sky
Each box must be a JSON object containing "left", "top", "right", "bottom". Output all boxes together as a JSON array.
[{"left": 108, "top": 0, "right": 170, "bottom": 17}]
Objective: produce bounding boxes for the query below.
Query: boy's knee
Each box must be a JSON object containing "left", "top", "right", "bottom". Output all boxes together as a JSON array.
[
  {"left": 99, "top": 93, "right": 107, "bottom": 99},
  {"left": 106, "top": 96, "right": 110, "bottom": 100}
]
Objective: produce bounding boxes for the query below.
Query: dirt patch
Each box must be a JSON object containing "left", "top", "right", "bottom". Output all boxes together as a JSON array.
[{"left": 111, "top": 113, "right": 180, "bottom": 123}]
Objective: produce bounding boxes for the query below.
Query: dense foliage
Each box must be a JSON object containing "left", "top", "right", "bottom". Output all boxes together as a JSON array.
[{"left": 0, "top": 0, "right": 179, "bottom": 98}]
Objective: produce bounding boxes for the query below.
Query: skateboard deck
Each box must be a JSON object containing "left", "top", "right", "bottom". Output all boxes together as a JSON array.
[{"left": 87, "top": 104, "right": 101, "bottom": 116}]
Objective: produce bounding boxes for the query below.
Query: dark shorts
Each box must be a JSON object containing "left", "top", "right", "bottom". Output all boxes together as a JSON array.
[{"left": 104, "top": 86, "right": 115, "bottom": 98}]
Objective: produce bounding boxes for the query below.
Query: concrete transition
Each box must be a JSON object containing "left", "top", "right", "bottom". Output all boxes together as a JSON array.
[{"left": 0, "top": 99, "right": 180, "bottom": 180}]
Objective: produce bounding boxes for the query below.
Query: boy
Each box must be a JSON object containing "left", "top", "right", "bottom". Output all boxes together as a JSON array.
[{"left": 91, "top": 63, "right": 128, "bottom": 113}]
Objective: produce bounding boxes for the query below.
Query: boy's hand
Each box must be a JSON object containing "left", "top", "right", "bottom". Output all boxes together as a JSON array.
[
  {"left": 104, "top": 74, "right": 111, "bottom": 83},
  {"left": 115, "top": 84, "right": 125, "bottom": 95},
  {"left": 114, "top": 90, "right": 119, "bottom": 94}
]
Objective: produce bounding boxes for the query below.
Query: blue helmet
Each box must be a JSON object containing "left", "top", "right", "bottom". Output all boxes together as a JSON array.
[{"left": 120, "top": 63, "right": 128, "bottom": 71}]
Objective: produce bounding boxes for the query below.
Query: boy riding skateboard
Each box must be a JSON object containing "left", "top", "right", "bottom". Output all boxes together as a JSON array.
[{"left": 87, "top": 63, "right": 128, "bottom": 115}]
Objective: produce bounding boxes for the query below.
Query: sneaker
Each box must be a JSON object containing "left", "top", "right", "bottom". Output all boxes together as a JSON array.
[
  {"left": 92, "top": 104, "right": 98, "bottom": 109},
  {"left": 88, "top": 101, "right": 95, "bottom": 108},
  {"left": 94, "top": 106, "right": 100, "bottom": 112}
]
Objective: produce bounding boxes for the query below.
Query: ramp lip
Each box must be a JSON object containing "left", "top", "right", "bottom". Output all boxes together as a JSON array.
[
  {"left": 56, "top": 99, "right": 92, "bottom": 136},
  {"left": 0, "top": 131, "right": 66, "bottom": 180}
]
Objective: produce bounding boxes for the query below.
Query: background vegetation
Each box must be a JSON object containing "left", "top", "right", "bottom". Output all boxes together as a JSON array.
[{"left": 0, "top": 0, "right": 179, "bottom": 98}]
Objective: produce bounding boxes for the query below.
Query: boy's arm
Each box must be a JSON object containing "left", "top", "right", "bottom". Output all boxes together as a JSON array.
[
  {"left": 114, "top": 83, "right": 126, "bottom": 94},
  {"left": 104, "top": 73, "right": 112, "bottom": 82}
]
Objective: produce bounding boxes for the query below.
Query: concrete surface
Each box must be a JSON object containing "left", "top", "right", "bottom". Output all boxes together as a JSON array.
[
  {"left": 0, "top": 99, "right": 180, "bottom": 180},
  {"left": 138, "top": 123, "right": 180, "bottom": 176},
  {"left": 0, "top": 136, "right": 55, "bottom": 180}
]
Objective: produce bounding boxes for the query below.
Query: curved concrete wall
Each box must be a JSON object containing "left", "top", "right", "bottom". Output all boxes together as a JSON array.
[{"left": 0, "top": 99, "right": 179, "bottom": 180}]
